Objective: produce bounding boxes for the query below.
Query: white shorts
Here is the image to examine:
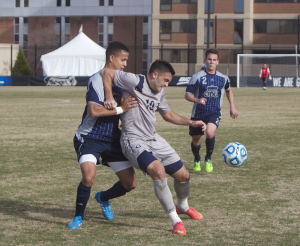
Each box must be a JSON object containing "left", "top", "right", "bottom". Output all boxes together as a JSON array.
[
  {"left": 121, "top": 134, "right": 180, "bottom": 171},
  {"left": 79, "top": 154, "right": 132, "bottom": 173}
]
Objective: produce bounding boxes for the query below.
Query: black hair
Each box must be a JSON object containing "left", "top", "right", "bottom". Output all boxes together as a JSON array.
[
  {"left": 148, "top": 60, "right": 175, "bottom": 76},
  {"left": 105, "top": 41, "right": 129, "bottom": 62},
  {"left": 205, "top": 48, "right": 220, "bottom": 59}
]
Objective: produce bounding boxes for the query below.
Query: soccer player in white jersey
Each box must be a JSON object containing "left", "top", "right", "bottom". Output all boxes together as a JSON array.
[
  {"left": 185, "top": 48, "right": 238, "bottom": 173},
  {"left": 101, "top": 60, "right": 206, "bottom": 236},
  {"left": 68, "top": 41, "right": 138, "bottom": 230}
]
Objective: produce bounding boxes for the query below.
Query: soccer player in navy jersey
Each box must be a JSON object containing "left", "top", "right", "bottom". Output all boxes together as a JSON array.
[
  {"left": 101, "top": 60, "right": 207, "bottom": 235},
  {"left": 185, "top": 48, "right": 238, "bottom": 173},
  {"left": 68, "top": 41, "right": 138, "bottom": 229}
]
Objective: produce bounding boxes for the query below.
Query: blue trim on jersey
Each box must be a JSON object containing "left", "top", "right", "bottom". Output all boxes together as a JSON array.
[
  {"left": 87, "top": 82, "right": 103, "bottom": 105},
  {"left": 145, "top": 75, "right": 156, "bottom": 93},
  {"left": 135, "top": 76, "right": 144, "bottom": 92}
]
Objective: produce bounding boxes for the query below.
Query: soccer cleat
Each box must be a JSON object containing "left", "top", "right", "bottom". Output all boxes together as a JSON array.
[
  {"left": 173, "top": 221, "right": 186, "bottom": 235},
  {"left": 68, "top": 216, "right": 83, "bottom": 229},
  {"left": 263, "top": 87, "right": 267, "bottom": 90},
  {"left": 95, "top": 192, "right": 113, "bottom": 220},
  {"left": 193, "top": 161, "right": 201, "bottom": 172},
  {"left": 176, "top": 206, "right": 204, "bottom": 220},
  {"left": 205, "top": 160, "right": 213, "bottom": 173}
]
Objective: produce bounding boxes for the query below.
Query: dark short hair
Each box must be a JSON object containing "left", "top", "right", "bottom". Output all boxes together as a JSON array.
[
  {"left": 148, "top": 60, "right": 175, "bottom": 76},
  {"left": 205, "top": 48, "right": 220, "bottom": 59},
  {"left": 105, "top": 41, "right": 129, "bottom": 62}
]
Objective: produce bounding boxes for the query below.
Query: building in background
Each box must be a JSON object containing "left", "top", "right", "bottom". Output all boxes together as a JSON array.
[
  {"left": 0, "top": 0, "right": 299, "bottom": 76},
  {"left": 153, "top": 0, "right": 300, "bottom": 76},
  {"left": 0, "top": 0, "right": 152, "bottom": 75}
]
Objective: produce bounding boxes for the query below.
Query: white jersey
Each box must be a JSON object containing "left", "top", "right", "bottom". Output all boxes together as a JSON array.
[{"left": 113, "top": 70, "right": 170, "bottom": 141}]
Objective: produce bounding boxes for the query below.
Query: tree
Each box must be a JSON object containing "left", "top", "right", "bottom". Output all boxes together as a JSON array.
[{"left": 11, "top": 49, "right": 31, "bottom": 76}]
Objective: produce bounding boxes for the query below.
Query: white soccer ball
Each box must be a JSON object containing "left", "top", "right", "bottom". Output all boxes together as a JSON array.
[{"left": 222, "top": 142, "right": 247, "bottom": 167}]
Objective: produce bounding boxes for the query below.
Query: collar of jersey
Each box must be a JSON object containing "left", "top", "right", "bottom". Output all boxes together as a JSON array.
[
  {"left": 205, "top": 69, "right": 217, "bottom": 75},
  {"left": 145, "top": 75, "right": 157, "bottom": 93}
]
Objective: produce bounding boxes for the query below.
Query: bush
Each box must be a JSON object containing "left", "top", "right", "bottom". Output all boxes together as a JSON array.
[{"left": 11, "top": 49, "right": 31, "bottom": 76}]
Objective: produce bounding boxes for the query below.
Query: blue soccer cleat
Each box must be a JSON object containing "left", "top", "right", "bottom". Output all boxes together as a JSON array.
[
  {"left": 68, "top": 216, "right": 83, "bottom": 229},
  {"left": 95, "top": 192, "right": 113, "bottom": 220}
]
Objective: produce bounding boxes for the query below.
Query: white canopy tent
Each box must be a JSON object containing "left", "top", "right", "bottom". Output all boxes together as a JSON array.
[{"left": 40, "top": 26, "right": 106, "bottom": 76}]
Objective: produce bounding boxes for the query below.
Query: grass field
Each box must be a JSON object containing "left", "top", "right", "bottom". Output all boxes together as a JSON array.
[{"left": 0, "top": 86, "right": 299, "bottom": 246}]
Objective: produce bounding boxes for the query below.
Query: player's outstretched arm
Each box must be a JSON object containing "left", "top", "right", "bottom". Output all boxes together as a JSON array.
[
  {"left": 101, "top": 68, "right": 117, "bottom": 109},
  {"left": 185, "top": 93, "right": 207, "bottom": 105},
  {"left": 226, "top": 88, "right": 238, "bottom": 119},
  {"left": 160, "top": 110, "right": 206, "bottom": 131}
]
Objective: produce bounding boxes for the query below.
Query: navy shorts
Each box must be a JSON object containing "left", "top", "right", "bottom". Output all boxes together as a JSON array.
[
  {"left": 189, "top": 113, "right": 221, "bottom": 136},
  {"left": 262, "top": 77, "right": 267, "bottom": 83},
  {"left": 73, "top": 134, "right": 128, "bottom": 165}
]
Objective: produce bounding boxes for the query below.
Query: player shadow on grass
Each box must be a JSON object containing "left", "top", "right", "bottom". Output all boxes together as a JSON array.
[{"left": 0, "top": 199, "right": 170, "bottom": 232}]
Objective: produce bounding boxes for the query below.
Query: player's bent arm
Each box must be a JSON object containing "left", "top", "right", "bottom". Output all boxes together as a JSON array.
[
  {"left": 101, "top": 68, "right": 117, "bottom": 109},
  {"left": 160, "top": 110, "right": 206, "bottom": 131},
  {"left": 225, "top": 89, "right": 238, "bottom": 119},
  {"left": 88, "top": 102, "right": 120, "bottom": 118},
  {"left": 185, "top": 92, "right": 207, "bottom": 104},
  {"left": 88, "top": 95, "right": 138, "bottom": 118}
]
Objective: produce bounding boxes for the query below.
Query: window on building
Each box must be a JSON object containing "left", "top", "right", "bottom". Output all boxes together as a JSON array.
[
  {"left": 65, "top": 17, "right": 70, "bottom": 43},
  {"left": 160, "top": 0, "right": 172, "bottom": 10},
  {"left": 142, "top": 17, "right": 149, "bottom": 75},
  {"left": 235, "top": 0, "right": 244, "bottom": 13},
  {"left": 205, "top": 0, "right": 214, "bottom": 14},
  {"left": 160, "top": 0, "right": 197, "bottom": 11},
  {"left": 23, "top": 18, "right": 28, "bottom": 49},
  {"left": 109, "top": 0, "right": 113, "bottom": 6},
  {"left": 24, "top": 0, "right": 29, "bottom": 7},
  {"left": 159, "top": 20, "right": 171, "bottom": 40},
  {"left": 15, "top": 0, "right": 20, "bottom": 7},
  {"left": 14, "top": 18, "right": 19, "bottom": 44},
  {"left": 55, "top": 17, "right": 61, "bottom": 45},
  {"left": 57, "top": 0, "right": 61, "bottom": 7},
  {"left": 108, "top": 17, "right": 113, "bottom": 45},
  {"left": 204, "top": 20, "right": 213, "bottom": 44},
  {"left": 254, "top": 19, "right": 298, "bottom": 33},
  {"left": 159, "top": 20, "right": 197, "bottom": 40},
  {"left": 98, "top": 17, "right": 104, "bottom": 46},
  {"left": 234, "top": 19, "right": 243, "bottom": 44},
  {"left": 160, "top": 49, "right": 197, "bottom": 63},
  {"left": 99, "top": 0, "right": 104, "bottom": 6},
  {"left": 66, "top": 0, "right": 70, "bottom": 6}
]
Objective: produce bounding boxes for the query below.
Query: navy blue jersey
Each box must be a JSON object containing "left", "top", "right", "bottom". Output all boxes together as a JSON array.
[
  {"left": 186, "top": 70, "right": 230, "bottom": 119},
  {"left": 76, "top": 70, "right": 122, "bottom": 142}
]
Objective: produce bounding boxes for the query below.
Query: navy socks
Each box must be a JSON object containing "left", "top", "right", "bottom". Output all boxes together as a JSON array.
[
  {"left": 75, "top": 182, "right": 91, "bottom": 219},
  {"left": 100, "top": 181, "right": 128, "bottom": 202},
  {"left": 205, "top": 136, "right": 215, "bottom": 161},
  {"left": 191, "top": 142, "right": 201, "bottom": 162}
]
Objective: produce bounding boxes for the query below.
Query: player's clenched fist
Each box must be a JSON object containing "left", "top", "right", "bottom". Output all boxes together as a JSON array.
[
  {"left": 104, "top": 98, "right": 118, "bottom": 109},
  {"left": 192, "top": 120, "right": 206, "bottom": 131}
]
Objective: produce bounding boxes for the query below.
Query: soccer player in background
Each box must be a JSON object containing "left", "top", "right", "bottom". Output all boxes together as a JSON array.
[
  {"left": 185, "top": 48, "right": 238, "bottom": 173},
  {"left": 68, "top": 41, "right": 138, "bottom": 229},
  {"left": 101, "top": 60, "right": 206, "bottom": 236},
  {"left": 259, "top": 63, "right": 272, "bottom": 90}
]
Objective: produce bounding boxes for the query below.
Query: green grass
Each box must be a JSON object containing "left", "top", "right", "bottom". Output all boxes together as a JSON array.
[{"left": 0, "top": 86, "right": 299, "bottom": 245}]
